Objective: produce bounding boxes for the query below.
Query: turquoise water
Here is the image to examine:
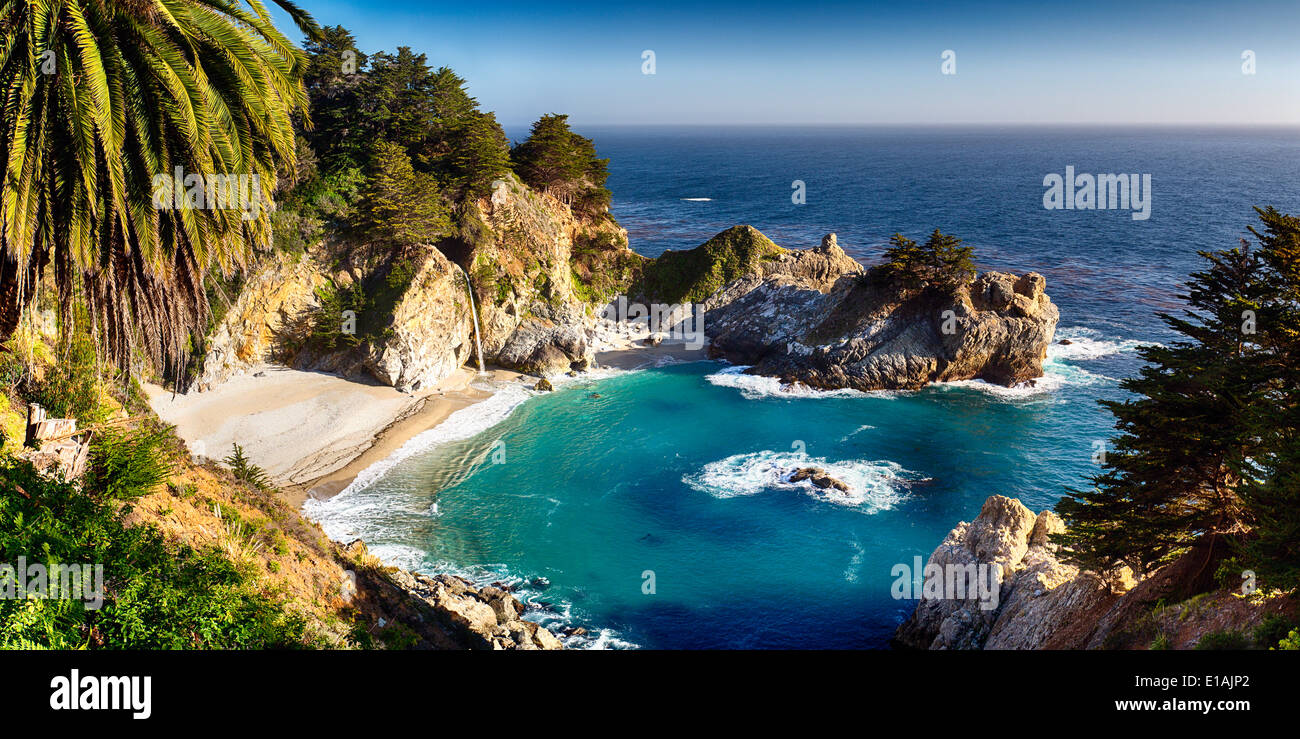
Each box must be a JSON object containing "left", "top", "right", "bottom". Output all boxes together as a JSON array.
[
  {"left": 306, "top": 126, "right": 1300, "bottom": 648},
  {"left": 307, "top": 342, "right": 1129, "bottom": 648}
]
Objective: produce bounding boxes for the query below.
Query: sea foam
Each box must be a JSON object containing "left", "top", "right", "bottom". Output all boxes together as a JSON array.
[{"left": 683, "top": 450, "right": 914, "bottom": 513}]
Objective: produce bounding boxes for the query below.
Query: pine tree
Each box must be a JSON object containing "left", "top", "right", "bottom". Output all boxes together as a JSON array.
[
  {"left": 355, "top": 140, "right": 451, "bottom": 247},
  {"left": 928, "top": 229, "right": 977, "bottom": 288},
  {"left": 880, "top": 229, "right": 975, "bottom": 291},
  {"left": 511, "top": 114, "right": 587, "bottom": 198},
  {"left": 1056, "top": 237, "right": 1276, "bottom": 574},
  {"left": 447, "top": 112, "right": 512, "bottom": 199},
  {"left": 511, "top": 114, "right": 610, "bottom": 214},
  {"left": 1237, "top": 207, "right": 1300, "bottom": 589},
  {"left": 881, "top": 233, "right": 927, "bottom": 288}
]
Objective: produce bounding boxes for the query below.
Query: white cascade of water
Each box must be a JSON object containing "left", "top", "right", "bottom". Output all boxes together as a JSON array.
[{"left": 453, "top": 263, "right": 487, "bottom": 375}]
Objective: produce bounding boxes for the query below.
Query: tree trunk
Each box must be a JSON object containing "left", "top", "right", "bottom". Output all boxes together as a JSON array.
[{"left": 0, "top": 250, "right": 36, "bottom": 343}]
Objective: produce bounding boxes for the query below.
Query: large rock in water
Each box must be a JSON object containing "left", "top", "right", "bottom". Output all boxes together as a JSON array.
[
  {"left": 893, "top": 495, "right": 1133, "bottom": 650},
  {"left": 674, "top": 229, "right": 1058, "bottom": 390}
]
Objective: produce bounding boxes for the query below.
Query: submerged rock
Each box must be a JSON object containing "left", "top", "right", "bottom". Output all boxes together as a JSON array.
[{"left": 788, "top": 467, "right": 850, "bottom": 492}]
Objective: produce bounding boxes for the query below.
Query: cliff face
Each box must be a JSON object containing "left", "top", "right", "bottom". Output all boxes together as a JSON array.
[
  {"left": 893, "top": 495, "right": 1132, "bottom": 650},
  {"left": 358, "top": 248, "right": 475, "bottom": 392},
  {"left": 459, "top": 176, "right": 637, "bottom": 375},
  {"left": 197, "top": 252, "right": 328, "bottom": 390},
  {"left": 662, "top": 230, "right": 1059, "bottom": 391},
  {"left": 197, "top": 174, "right": 643, "bottom": 391},
  {"left": 894, "top": 495, "right": 1296, "bottom": 650},
  {"left": 200, "top": 208, "right": 1054, "bottom": 395}
]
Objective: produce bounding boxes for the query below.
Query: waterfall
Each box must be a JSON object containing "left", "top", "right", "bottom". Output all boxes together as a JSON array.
[{"left": 454, "top": 263, "right": 487, "bottom": 375}]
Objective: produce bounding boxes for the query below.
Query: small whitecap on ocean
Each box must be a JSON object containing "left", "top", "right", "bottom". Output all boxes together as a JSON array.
[{"left": 683, "top": 449, "right": 916, "bottom": 513}]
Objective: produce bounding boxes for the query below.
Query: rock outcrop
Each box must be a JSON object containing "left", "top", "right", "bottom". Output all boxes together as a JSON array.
[
  {"left": 688, "top": 231, "right": 1058, "bottom": 390},
  {"left": 343, "top": 539, "right": 562, "bottom": 650},
  {"left": 358, "top": 248, "right": 475, "bottom": 392},
  {"left": 787, "top": 467, "right": 850, "bottom": 492},
  {"left": 197, "top": 252, "right": 328, "bottom": 390},
  {"left": 457, "top": 176, "right": 633, "bottom": 375},
  {"left": 893, "top": 494, "right": 1134, "bottom": 650},
  {"left": 387, "top": 568, "right": 562, "bottom": 650}
]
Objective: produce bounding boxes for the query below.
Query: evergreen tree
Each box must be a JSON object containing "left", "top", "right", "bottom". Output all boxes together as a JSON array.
[
  {"left": 301, "top": 26, "right": 368, "bottom": 172},
  {"left": 511, "top": 114, "right": 610, "bottom": 214},
  {"left": 1056, "top": 237, "right": 1276, "bottom": 574},
  {"left": 1237, "top": 207, "right": 1300, "bottom": 589},
  {"left": 512, "top": 114, "right": 587, "bottom": 196},
  {"left": 881, "top": 233, "right": 927, "bottom": 288},
  {"left": 924, "top": 229, "right": 977, "bottom": 289},
  {"left": 447, "top": 112, "right": 512, "bottom": 198},
  {"left": 879, "top": 229, "right": 976, "bottom": 291},
  {"left": 354, "top": 140, "right": 451, "bottom": 247}
]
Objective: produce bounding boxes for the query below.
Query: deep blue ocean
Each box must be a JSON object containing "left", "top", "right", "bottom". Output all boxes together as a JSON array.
[{"left": 306, "top": 126, "right": 1300, "bottom": 648}]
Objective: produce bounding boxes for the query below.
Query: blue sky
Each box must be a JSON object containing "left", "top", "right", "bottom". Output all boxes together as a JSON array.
[{"left": 282, "top": 0, "right": 1300, "bottom": 127}]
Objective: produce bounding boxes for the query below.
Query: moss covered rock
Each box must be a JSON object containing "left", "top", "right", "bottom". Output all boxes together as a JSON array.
[{"left": 635, "top": 225, "right": 785, "bottom": 305}]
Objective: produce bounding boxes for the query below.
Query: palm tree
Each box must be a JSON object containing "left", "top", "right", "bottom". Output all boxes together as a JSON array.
[{"left": 0, "top": 0, "right": 318, "bottom": 384}]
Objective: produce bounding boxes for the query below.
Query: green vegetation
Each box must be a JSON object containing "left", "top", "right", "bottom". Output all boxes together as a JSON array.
[
  {"left": 879, "top": 229, "right": 977, "bottom": 292},
  {"left": 288, "top": 30, "right": 513, "bottom": 251},
  {"left": 224, "top": 444, "right": 272, "bottom": 492},
  {"left": 1195, "top": 630, "right": 1251, "bottom": 650},
  {"left": 636, "top": 225, "right": 785, "bottom": 304},
  {"left": 1278, "top": 629, "right": 1300, "bottom": 650},
  {"left": 0, "top": 453, "right": 311, "bottom": 649},
  {"left": 306, "top": 255, "right": 420, "bottom": 353},
  {"left": 570, "top": 231, "right": 647, "bottom": 306},
  {"left": 0, "top": 0, "right": 318, "bottom": 382},
  {"left": 1057, "top": 208, "right": 1300, "bottom": 591},
  {"left": 511, "top": 114, "right": 612, "bottom": 217},
  {"left": 354, "top": 140, "right": 452, "bottom": 248}
]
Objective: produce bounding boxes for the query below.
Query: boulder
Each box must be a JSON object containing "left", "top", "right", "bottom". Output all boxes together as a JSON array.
[
  {"left": 389, "top": 569, "right": 563, "bottom": 650},
  {"left": 788, "top": 467, "right": 850, "bottom": 492}
]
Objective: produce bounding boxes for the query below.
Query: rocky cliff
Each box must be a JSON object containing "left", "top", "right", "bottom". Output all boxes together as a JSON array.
[
  {"left": 457, "top": 176, "right": 637, "bottom": 375},
  {"left": 200, "top": 202, "right": 1055, "bottom": 395},
  {"left": 650, "top": 229, "right": 1059, "bottom": 391},
  {"left": 197, "top": 174, "right": 642, "bottom": 391},
  {"left": 197, "top": 252, "right": 328, "bottom": 390},
  {"left": 894, "top": 495, "right": 1296, "bottom": 650}
]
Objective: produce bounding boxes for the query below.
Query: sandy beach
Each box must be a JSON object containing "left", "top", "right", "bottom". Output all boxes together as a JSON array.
[
  {"left": 145, "top": 365, "right": 493, "bottom": 506},
  {"left": 145, "top": 338, "right": 709, "bottom": 509}
]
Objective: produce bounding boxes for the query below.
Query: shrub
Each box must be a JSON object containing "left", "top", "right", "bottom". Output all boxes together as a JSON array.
[
  {"left": 84, "top": 425, "right": 174, "bottom": 500},
  {"left": 0, "top": 457, "right": 310, "bottom": 649},
  {"left": 1277, "top": 629, "right": 1300, "bottom": 650},
  {"left": 1253, "top": 615, "right": 1297, "bottom": 648},
  {"left": 1195, "top": 630, "right": 1251, "bottom": 650},
  {"left": 224, "top": 443, "right": 272, "bottom": 491}
]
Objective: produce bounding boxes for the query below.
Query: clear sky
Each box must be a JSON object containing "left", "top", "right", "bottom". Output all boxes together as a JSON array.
[{"left": 284, "top": 0, "right": 1300, "bottom": 127}]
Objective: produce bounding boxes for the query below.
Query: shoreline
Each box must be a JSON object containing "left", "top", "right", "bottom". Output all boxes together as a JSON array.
[{"left": 146, "top": 340, "right": 711, "bottom": 510}]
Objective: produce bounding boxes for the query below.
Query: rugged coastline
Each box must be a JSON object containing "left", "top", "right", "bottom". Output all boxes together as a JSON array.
[{"left": 894, "top": 495, "right": 1298, "bottom": 650}]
